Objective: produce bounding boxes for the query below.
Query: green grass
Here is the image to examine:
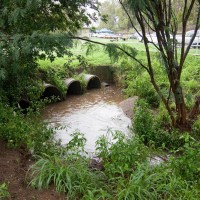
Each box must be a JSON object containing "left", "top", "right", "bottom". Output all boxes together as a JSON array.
[{"left": 38, "top": 38, "right": 200, "bottom": 71}]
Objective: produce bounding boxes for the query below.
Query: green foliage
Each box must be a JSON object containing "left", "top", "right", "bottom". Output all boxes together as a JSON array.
[
  {"left": 0, "top": 0, "right": 99, "bottom": 104},
  {"left": 39, "top": 66, "right": 67, "bottom": 97},
  {"left": 95, "top": 130, "right": 148, "bottom": 178},
  {"left": 104, "top": 43, "right": 137, "bottom": 63},
  {"left": 65, "top": 132, "right": 87, "bottom": 156},
  {"left": 0, "top": 183, "right": 10, "bottom": 199},
  {"left": 181, "top": 56, "right": 200, "bottom": 108},
  {"left": 133, "top": 100, "right": 184, "bottom": 149},
  {"left": 171, "top": 135, "right": 200, "bottom": 183},
  {"left": 75, "top": 73, "right": 88, "bottom": 93},
  {"left": 192, "top": 117, "right": 200, "bottom": 137},
  {"left": 118, "top": 59, "right": 160, "bottom": 107},
  {"left": 117, "top": 162, "right": 200, "bottom": 200},
  {"left": 26, "top": 124, "right": 200, "bottom": 199},
  {"left": 133, "top": 100, "right": 154, "bottom": 139},
  {"left": 0, "top": 102, "right": 56, "bottom": 155},
  {"left": 29, "top": 133, "right": 108, "bottom": 200}
]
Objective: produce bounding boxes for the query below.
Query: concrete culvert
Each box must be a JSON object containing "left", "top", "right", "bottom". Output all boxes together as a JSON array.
[
  {"left": 65, "top": 78, "right": 82, "bottom": 95},
  {"left": 83, "top": 74, "right": 101, "bottom": 90},
  {"left": 41, "top": 83, "right": 63, "bottom": 100}
]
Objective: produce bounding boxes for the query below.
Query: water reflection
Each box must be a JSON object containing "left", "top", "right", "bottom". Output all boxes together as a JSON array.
[{"left": 43, "top": 86, "right": 131, "bottom": 152}]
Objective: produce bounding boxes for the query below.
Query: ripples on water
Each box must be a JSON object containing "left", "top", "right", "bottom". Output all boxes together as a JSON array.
[{"left": 43, "top": 86, "right": 132, "bottom": 152}]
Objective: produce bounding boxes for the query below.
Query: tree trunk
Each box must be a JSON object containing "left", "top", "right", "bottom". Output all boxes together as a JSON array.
[{"left": 173, "top": 85, "right": 187, "bottom": 127}]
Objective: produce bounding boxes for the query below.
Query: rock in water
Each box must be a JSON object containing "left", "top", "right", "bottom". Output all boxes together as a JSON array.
[{"left": 119, "top": 96, "right": 138, "bottom": 119}]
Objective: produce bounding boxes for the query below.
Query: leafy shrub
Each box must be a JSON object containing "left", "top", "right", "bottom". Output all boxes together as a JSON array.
[
  {"left": 192, "top": 117, "right": 200, "bottom": 137},
  {"left": 133, "top": 100, "right": 184, "bottom": 149},
  {"left": 95, "top": 130, "right": 148, "bottom": 178},
  {"left": 181, "top": 56, "right": 200, "bottom": 108},
  {"left": 133, "top": 100, "right": 154, "bottom": 142},
  {"left": 0, "top": 102, "right": 56, "bottom": 155},
  {"left": 120, "top": 60, "right": 160, "bottom": 107},
  {"left": 170, "top": 135, "right": 200, "bottom": 183},
  {"left": 132, "top": 77, "right": 160, "bottom": 107}
]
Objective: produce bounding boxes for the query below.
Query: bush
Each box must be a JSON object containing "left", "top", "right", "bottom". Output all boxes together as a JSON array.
[
  {"left": 95, "top": 130, "right": 148, "bottom": 178},
  {"left": 170, "top": 135, "right": 200, "bottom": 183},
  {"left": 133, "top": 100, "right": 184, "bottom": 149},
  {"left": 192, "top": 117, "right": 200, "bottom": 137},
  {"left": 0, "top": 102, "right": 56, "bottom": 155}
]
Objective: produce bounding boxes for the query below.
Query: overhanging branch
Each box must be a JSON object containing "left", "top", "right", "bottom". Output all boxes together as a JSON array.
[{"left": 69, "top": 36, "right": 150, "bottom": 72}]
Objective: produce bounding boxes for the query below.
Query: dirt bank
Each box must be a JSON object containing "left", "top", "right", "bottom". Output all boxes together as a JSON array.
[{"left": 0, "top": 140, "right": 65, "bottom": 200}]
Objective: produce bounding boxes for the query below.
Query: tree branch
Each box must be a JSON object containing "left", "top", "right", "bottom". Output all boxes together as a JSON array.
[{"left": 69, "top": 36, "right": 150, "bottom": 72}]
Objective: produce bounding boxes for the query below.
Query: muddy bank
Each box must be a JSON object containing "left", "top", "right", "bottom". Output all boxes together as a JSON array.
[{"left": 0, "top": 140, "right": 65, "bottom": 200}]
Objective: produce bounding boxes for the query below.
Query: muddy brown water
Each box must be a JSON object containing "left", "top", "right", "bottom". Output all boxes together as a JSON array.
[{"left": 43, "top": 85, "right": 131, "bottom": 152}]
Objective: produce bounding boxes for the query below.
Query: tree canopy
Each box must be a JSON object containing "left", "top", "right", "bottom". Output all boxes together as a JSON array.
[
  {"left": 98, "top": 0, "right": 133, "bottom": 31},
  {"left": 0, "top": 0, "right": 99, "bottom": 102}
]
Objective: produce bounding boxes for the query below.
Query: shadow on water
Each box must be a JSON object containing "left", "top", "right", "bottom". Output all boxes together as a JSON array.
[{"left": 42, "top": 85, "right": 131, "bottom": 152}]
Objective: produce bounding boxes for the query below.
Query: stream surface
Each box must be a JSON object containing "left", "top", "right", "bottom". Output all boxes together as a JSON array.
[{"left": 43, "top": 86, "right": 131, "bottom": 152}]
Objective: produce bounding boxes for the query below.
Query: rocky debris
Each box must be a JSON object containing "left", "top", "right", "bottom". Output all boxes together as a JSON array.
[
  {"left": 149, "top": 155, "right": 169, "bottom": 167},
  {"left": 89, "top": 156, "right": 104, "bottom": 171},
  {"left": 119, "top": 96, "right": 138, "bottom": 119}
]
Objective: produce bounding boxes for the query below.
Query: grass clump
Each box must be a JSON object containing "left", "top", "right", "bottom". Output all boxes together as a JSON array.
[{"left": 28, "top": 132, "right": 109, "bottom": 200}]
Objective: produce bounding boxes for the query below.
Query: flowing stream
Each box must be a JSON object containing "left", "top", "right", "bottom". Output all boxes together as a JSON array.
[{"left": 42, "top": 86, "right": 132, "bottom": 152}]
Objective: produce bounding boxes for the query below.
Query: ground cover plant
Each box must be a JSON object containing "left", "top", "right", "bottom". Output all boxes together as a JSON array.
[{"left": 0, "top": 183, "right": 10, "bottom": 199}]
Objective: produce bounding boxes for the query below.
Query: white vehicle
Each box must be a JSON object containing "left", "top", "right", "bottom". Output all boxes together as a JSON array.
[
  {"left": 175, "top": 30, "right": 200, "bottom": 44},
  {"left": 146, "top": 32, "right": 158, "bottom": 44},
  {"left": 137, "top": 32, "right": 158, "bottom": 44}
]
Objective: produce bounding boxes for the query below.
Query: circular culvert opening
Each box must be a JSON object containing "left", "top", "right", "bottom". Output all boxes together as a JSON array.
[
  {"left": 87, "top": 76, "right": 101, "bottom": 90},
  {"left": 67, "top": 81, "right": 82, "bottom": 95},
  {"left": 41, "top": 85, "right": 62, "bottom": 100}
]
